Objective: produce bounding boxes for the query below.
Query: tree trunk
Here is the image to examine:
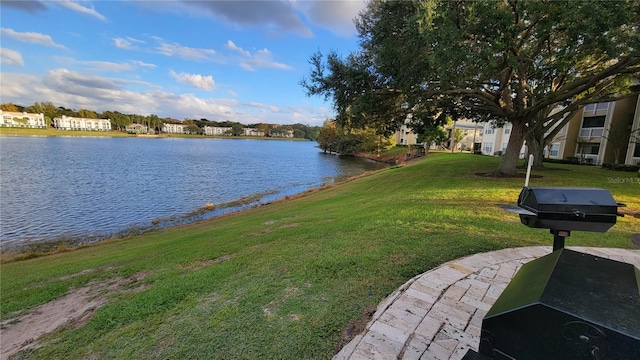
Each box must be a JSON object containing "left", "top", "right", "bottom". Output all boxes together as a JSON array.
[
  {"left": 492, "top": 120, "right": 526, "bottom": 176},
  {"left": 524, "top": 132, "right": 545, "bottom": 168}
]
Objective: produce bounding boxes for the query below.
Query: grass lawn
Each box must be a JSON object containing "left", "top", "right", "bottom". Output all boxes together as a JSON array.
[{"left": 1, "top": 153, "right": 638, "bottom": 359}]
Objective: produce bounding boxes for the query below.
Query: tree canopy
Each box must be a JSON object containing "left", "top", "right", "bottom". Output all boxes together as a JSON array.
[
  {"left": 302, "top": 0, "right": 640, "bottom": 175},
  {"left": 1, "top": 103, "right": 20, "bottom": 112}
]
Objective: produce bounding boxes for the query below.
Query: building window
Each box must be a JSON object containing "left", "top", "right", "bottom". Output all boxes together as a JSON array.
[
  {"left": 483, "top": 143, "right": 492, "bottom": 154},
  {"left": 634, "top": 143, "right": 640, "bottom": 158},
  {"left": 550, "top": 143, "right": 560, "bottom": 157},
  {"left": 485, "top": 128, "right": 494, "bottom": 135},
  {"left": 584, "top": 103, "right": 609, "bottom": 112},
  {"left": 504, "top": 124, "right": 511, "bottom": 135},
  {"left": 502, "top": 142, "right": 508, "bottom": 153},
  {"left": 580, "top": 144, "right": 600, "bottom": 155},
  {"left": 582, "top": 116, "right": 606, "bottom": 128}
]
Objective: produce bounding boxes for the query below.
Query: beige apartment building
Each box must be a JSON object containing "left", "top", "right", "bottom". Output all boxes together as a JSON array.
[
  {"left": 481, "top": 95, "right": 640, "bottom": 166},
  {"left": 162, "top": 123, "right": 187, "bottom": 134},
  {"left": 544, "top": 95, "right": 639, "bottom": 165},
  {"left": 625, "top": 95, "right": 640, "bottom": 165},
  {"left": 54, "top": 115, "right": 111, "bottom": 131},
  {"left": 394, "top": 119, "right": 484, "bottom": 151},
  {"left": 0, "top": 110, "right": 46, "bottom": 128}
]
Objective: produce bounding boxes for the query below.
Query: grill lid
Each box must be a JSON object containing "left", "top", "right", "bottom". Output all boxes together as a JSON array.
[
  {"left": 519, "top": 186, "right": 619, "bottom": 214},
  {"left": 498, "top": 186, "right": 623, "bottom": 233}
]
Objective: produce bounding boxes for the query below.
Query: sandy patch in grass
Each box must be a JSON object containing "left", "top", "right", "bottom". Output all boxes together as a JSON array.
[
  {"left": 177, "top": 254, "right": 232, "bottom": 271},
  {"left": 262, "top": 286, "right": 302, "bottom": 319},
  {"left": 0, "top": 271, "right": 150, "bottom": 359}
]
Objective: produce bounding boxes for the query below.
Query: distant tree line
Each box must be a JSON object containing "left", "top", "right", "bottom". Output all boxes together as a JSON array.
[{"left": 0, "top": 101, "right": 321, "bottom": 140}]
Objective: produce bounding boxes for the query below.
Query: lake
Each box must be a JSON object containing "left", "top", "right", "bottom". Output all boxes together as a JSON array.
[{"left": 0, "top": 136, "right": 387, "bottom": 251}]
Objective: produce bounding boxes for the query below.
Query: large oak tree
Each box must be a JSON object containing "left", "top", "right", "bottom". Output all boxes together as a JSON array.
[{"left": 303, "top": 0, "right": 640, "bottom": 175}]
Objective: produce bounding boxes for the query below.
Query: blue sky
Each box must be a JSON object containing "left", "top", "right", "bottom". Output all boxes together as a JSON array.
[{"left": 0, "top": 0, "right": 366, "bottom": 126}]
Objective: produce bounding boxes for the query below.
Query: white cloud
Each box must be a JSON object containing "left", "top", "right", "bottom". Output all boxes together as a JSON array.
[
  {"left": 58, "top": 0, "right": 106, "bottom": 21},
  {"left": 155, "top": 40, "right": 215, "bottom": 61},
  {"left": 84, "top": 60, "right": 156, "bottom": 72},
  {"left": 1, "top": 28, "right": 66, "bottom": 48},
  {"left": 169, "top": 70, "right": 215, "bottom": 91},
  {"left": 240, "top": 48, "right": 292, "bottom": 71},
  {"left": 225, "top": 40, "right": 250, "bottom": 57},
  {"left": 85, "top": 61, "right": 136, "bottom": 72},
  {"left": 1, "top": 48, "right": 24, "bottom": 66},
  {"left": 225, "top": 40, "right": 292, "bottom": 71},
  {"left": 45, "top": 68, "right": 126, "bottom": 92},
  {"left": 132, "top": 60, "right": 155, "bottom": 69},
  {"left": 159, "top": 93, "right": 236, "bottom": 119},
  {"left": 113, "top": 37, "right": 144, "bottom": 50},
  {"left": 50, "top": 57, "right": 157, "bottom": 73}
]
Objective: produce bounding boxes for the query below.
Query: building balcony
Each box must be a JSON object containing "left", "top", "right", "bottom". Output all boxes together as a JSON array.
[{"left": 579, "top": 127, "right": 604, "bottom": 139}]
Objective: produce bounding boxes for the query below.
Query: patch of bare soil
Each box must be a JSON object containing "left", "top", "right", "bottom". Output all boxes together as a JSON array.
[
  {"left": 177, "top": 255, "right": 232, "bottom": 271},
  {"left": 333, "top": 307, "right": 377, "bottom": 355},
  {"left": 0, "top": 271, "right": 149, "bottom": 359},
  {"left": 619, "top": 207, "right": 640, "bottom": 219}
]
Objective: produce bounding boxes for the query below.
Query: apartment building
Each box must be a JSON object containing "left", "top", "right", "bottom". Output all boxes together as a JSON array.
[
  {"left": 544, "top": 95, "right": 639, "bottom": 165},
  {"left": 54, "top": 115, "right": 111, "bottom": 131},
  {"left": 624, "top": 95, "right": 640, "bottom": 165},
  {"left": 481, "top": 122, "right": 528, "bottom": 158},
  {"left": 481, "top": 95, "right": 640, "bottom": 165},
  {"left": 203, "top": 126, "right": 232, "bottom": 136},
  {"left": 394, "top": 119, "right": 484, "bottom": 151},
  {"left": 162, "top": 123, "right": 186, "bottom": 134},
  {"left": 394, "top": 122, "right": 419, "bottom": 146},
  {"left": 243, "top": 128, "right": 264, "bottom": 137},
  {"left": 0, "top": 110, "right": 46, "bottom": 128},
  {"left": 448, "top": 120, "right": 484, "bottom": 152}
]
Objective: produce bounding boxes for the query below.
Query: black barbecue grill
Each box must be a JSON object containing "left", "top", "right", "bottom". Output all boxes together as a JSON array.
[
  {"left": 497, "top": 186, "right": 624, "bottom": 251},
  {"left": 463, "top": 185, "right": 639, "bottom": 360}
]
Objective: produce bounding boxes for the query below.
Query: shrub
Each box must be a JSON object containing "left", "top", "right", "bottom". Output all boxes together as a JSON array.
[
  {"left": 601, "top": 163, "right": 640, "bottom": 172},
  {"left": 565, "top": 156, "right": 580, "bottom": 164},
  {"left": 544, "top": 157, "right": 583, "bottom": 165}
]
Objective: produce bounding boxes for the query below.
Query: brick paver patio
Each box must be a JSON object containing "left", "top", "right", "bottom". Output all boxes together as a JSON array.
[{"left": 333, "top": 246, "right": 640, "bottom": 360}]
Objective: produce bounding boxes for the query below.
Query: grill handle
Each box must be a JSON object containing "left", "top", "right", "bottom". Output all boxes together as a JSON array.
[
  {"left": 617, "top": 202, "right": 626, "bottom": 217},
  {"left": 571, "top": 209, "right": 586, "bottom": 218}
]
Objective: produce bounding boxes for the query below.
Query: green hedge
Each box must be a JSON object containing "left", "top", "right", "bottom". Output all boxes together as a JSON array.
[{"left": 601, "top": 163, "right": 640, "bottom": 172}]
